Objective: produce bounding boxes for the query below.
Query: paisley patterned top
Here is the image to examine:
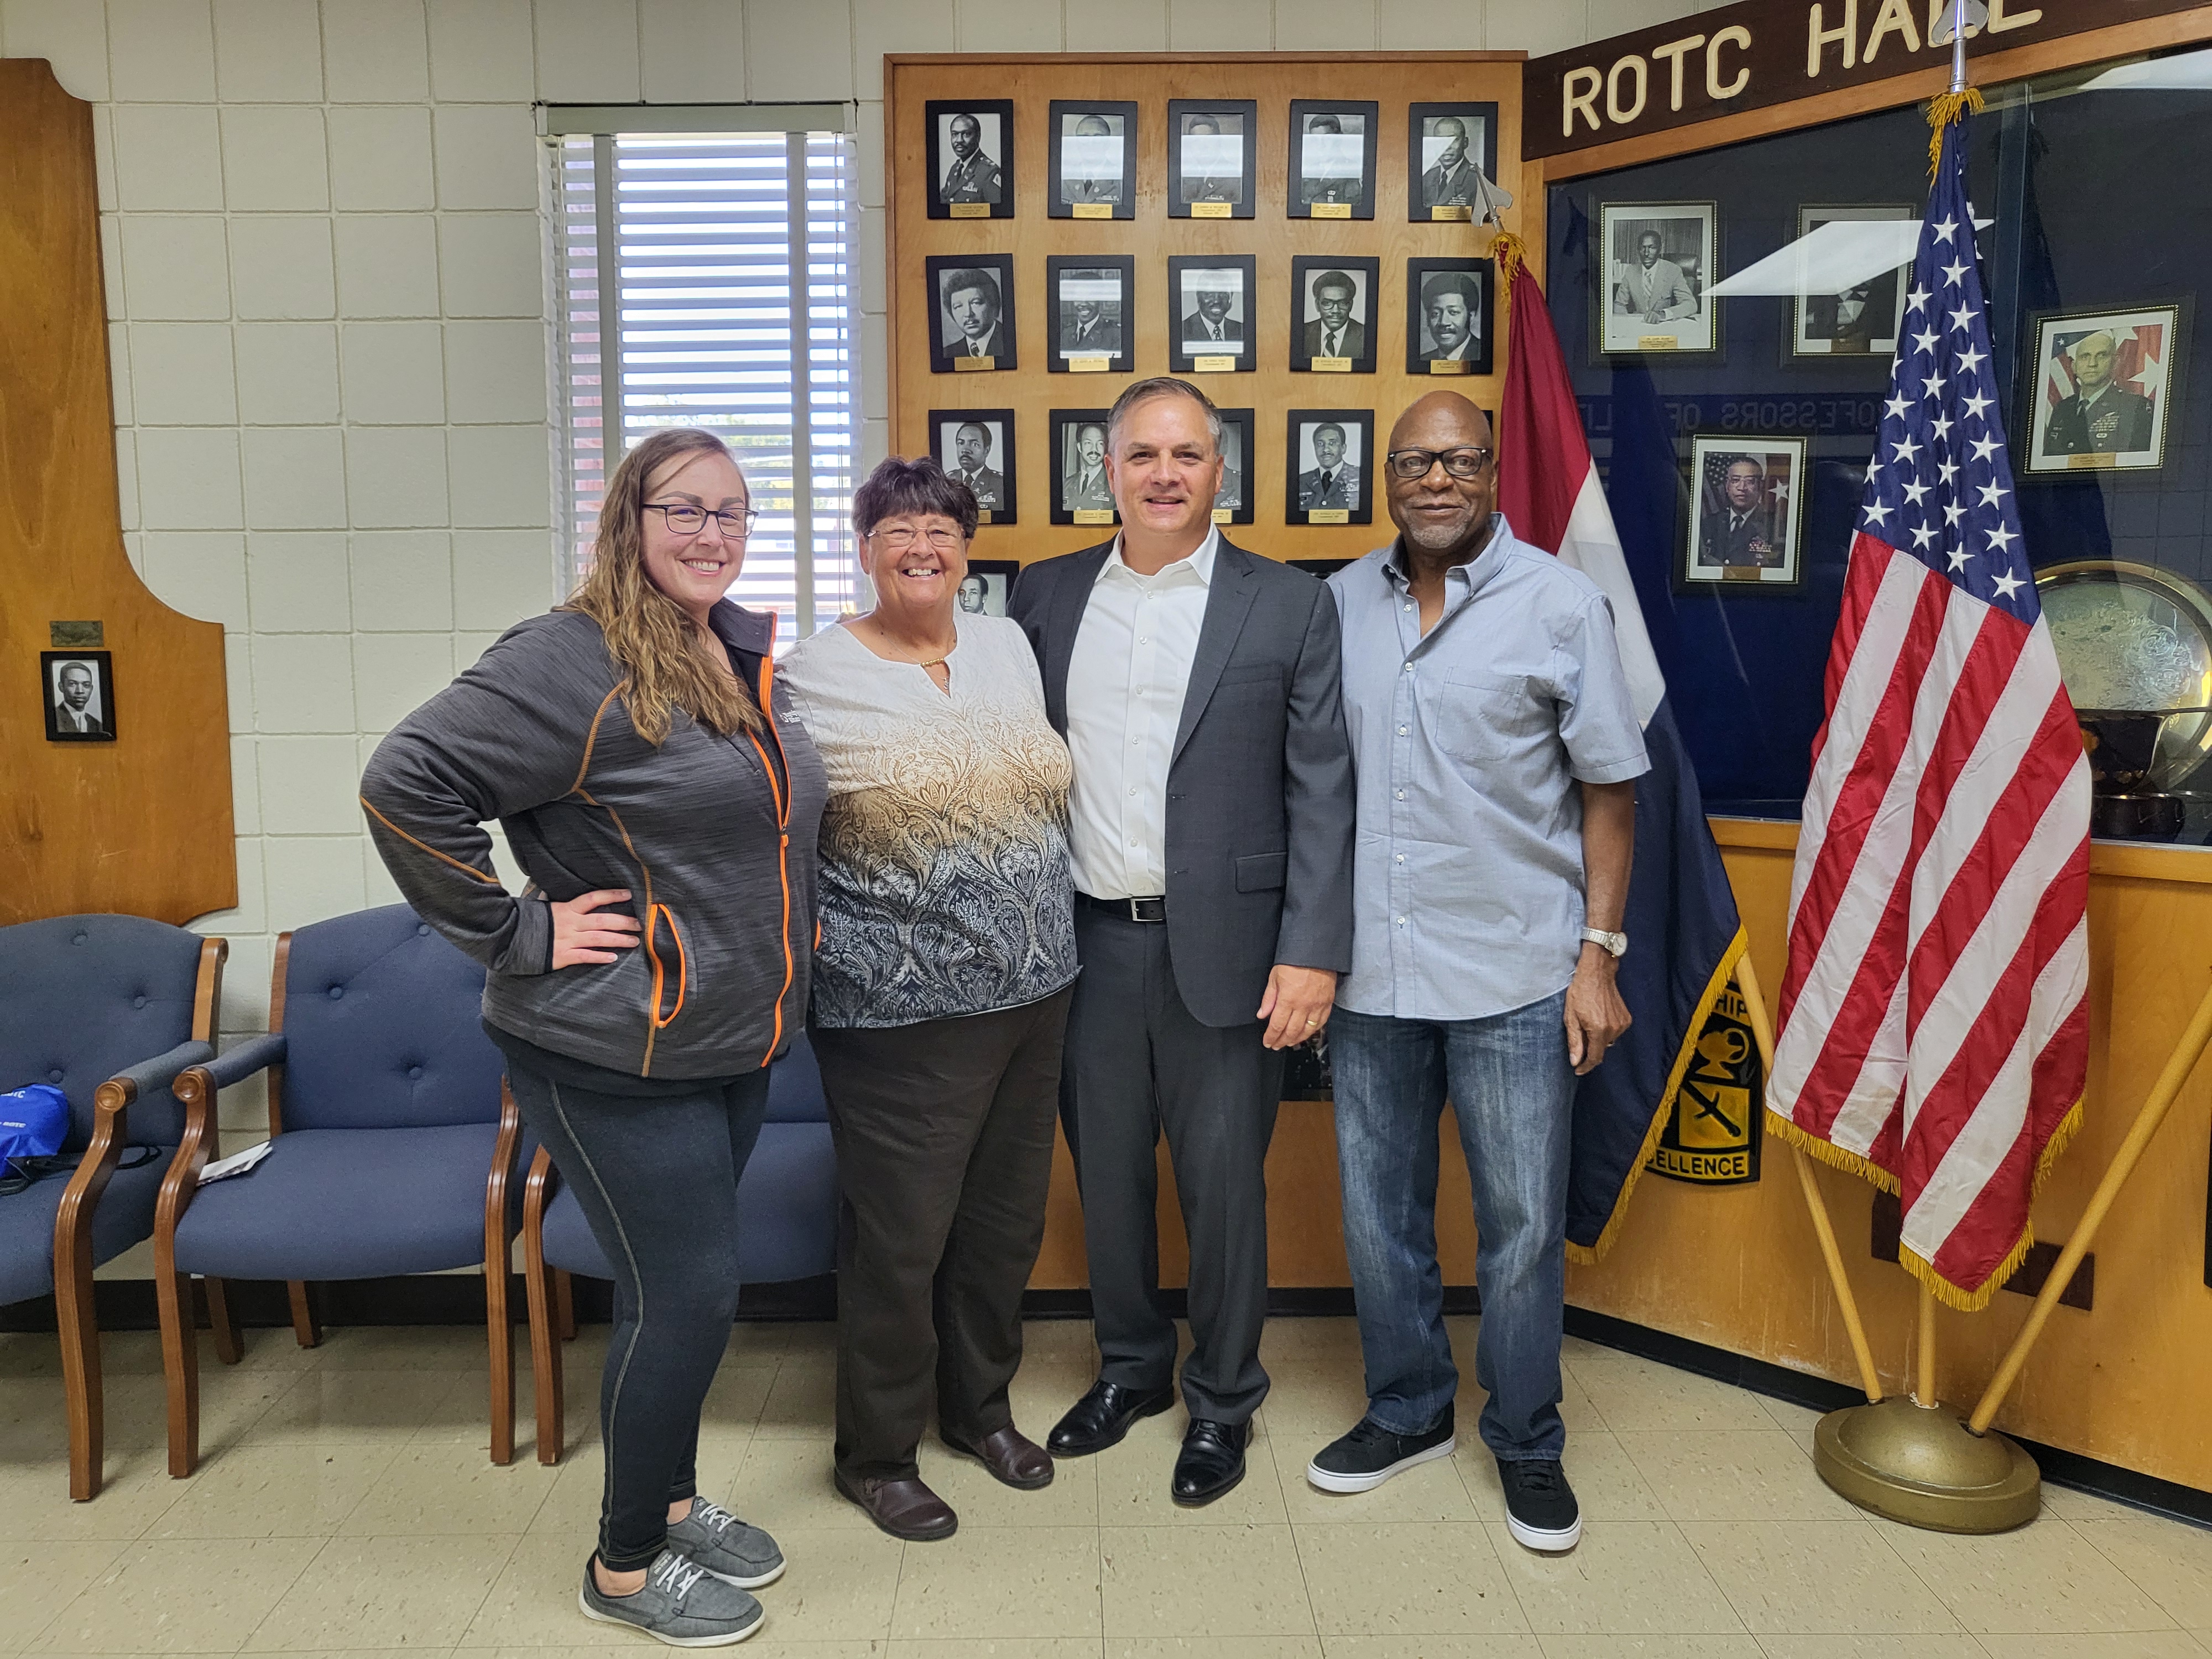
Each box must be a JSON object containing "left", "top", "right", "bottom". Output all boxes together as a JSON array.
[{"left": 782, "top": 613, "right": 1078, "bottom": 1029}]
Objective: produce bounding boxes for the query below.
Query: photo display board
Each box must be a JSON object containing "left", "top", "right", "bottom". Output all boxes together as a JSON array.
[{"left": 888, "top": 53, "right": 1529, "bottom": 566}]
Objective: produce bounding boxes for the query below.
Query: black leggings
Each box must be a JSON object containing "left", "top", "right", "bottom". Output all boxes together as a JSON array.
[{"left": 507, "top": 1060, "right": 770, "bottom": 1572}]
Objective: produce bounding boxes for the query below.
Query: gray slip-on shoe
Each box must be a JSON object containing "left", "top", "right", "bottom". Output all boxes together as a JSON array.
[
  {"left": 578, "top": 1550, "right": 765, "bottom": 1646},
  {"left": 666, "top": 1498, "right": 786, "bottom": 1589}
]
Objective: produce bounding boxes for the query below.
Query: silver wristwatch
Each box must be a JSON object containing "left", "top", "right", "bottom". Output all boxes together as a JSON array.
[{"left": 1581, "top": 927, "right": 1628, "bottom": 959}]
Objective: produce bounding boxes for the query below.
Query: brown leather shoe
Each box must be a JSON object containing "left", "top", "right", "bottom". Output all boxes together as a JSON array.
[
  {"left": 942, "top": 1424, "right": 1055, "bottom": 1490},
  {"left": 833, "top": 1467, "right": 958, "bottom": 1540}
]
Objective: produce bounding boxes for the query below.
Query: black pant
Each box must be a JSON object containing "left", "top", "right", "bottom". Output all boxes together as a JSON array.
[
  {"left": 811, "top": 985, "right": 1072, "bottom": 1483},
  {"left": 1062, "top": 909, "right": 1283, "bottom": 1423},
  {"left": 505, "top": 1060, "right": 770, "bottom": 1573}
]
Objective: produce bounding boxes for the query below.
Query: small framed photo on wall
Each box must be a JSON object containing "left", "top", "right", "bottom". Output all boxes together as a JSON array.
[
  {"left": 1408, "top": 103, "right": 1499, "bottom": 223},
  {"left": 1406, "top": 259, "right": 1493, "bottom": 375},
  {"left": 43, "top": 650, "right": 116, "bottom": 742},
  {"left": 1288, "top": 100, "right": 1376, "bottom": 219},
  {"left": 1792, "top": 204, "right": 1913, "bottom": 359},
  {"left": 1286, "top": 409, "right": 1374, "bottom": 526},
  {"left": 925, "top": 100, "right": 1013, "bottom": 220},
  {"left": 1168, "top": 255, "right": 1256, "bottom": 375},
  {"left": 2022, "top": 302, "right": 2187, "bottom": 477},
  {"left": 1291, "top": 257, "right": 1378, "bottom": 374},
  {"left": 957, "top": 559, "right": 1020, "bottom": 618},
  {"left": 1680, "top": 436, "right": 1807, "bottom": 594},
  {"left": 1047, "top": 255, "right": 1134, "bottom": 375},
  {"left": 1168, "top": 98, "right": 1256, "bottom": 220},
  {"left": 1048, "top": 100, "right": 1136, "bottom": 220},
  {"left": 1598, "top": 202, "right": 1718, "bottom": 355},
  {"left": 1214, "top": 408, "right": 1255, "bottom": 526},
  {"left": 929, "top": 409, "right": 1016, "bottom": 524},
  {"left": 926, "top": 254, "right": 1017, "bottom": 373},
  {"left": 1051, "top": 409, "right": 1119, "bottom": 528}
]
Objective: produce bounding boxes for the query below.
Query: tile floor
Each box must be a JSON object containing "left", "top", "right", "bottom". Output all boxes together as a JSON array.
[{"left": 2, "top": 1314, "right": 2209, "bottom": 1657}]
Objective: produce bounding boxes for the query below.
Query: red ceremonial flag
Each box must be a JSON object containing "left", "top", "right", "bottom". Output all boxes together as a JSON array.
[{"left": 1766, "top": 120, "right": 2091, "bottom": 1310}]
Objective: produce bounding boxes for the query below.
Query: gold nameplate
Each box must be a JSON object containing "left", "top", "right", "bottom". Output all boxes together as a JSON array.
[
  {"left": 1213, "top": 508, "right": 1233, "bottom": 524},
  {"left": 1638, "top": 335, "right": 1679, "bottom": 351},
  {"left": 948, "top": 202, "right": 990, "bottom": 218},
  {"left": 1067, "top": 356, "right": 1112, "bottom": 373},
  {"left": 1073, "top": 509, "right": 1116, "bottom": 525},
  {"left": 1073, "top": 202, "right": 1112, "bottom": 219},
  {"left": 952, "top": 356, "right": 997, "bottom": 372},
  {"left": 1311, "top": 357, "right": 1352, "bottom": 373},
  {"left": 1720, "top": 566, "right": 1764, "bottom": 582},
  {"left": 1191, "top": 354, "right": 1237, "bottom": 373},
  {"left": 1190, "top": 201, "right": 1232, "bottom": 218},
  {"left": 2068, "top": 452, "right": 2120, "bottom": 469},
  {"left": 1311, "top": 202, "right": 1352, "bottom": 219},
  {"left": 974, "top": 510, "right": 995, "bottom": 525},
  {"left": 1431, "top": 205, "right": 1473, "bottom": 222},
  {"left": 1426, "top": 359, "right": 1472, "bottom": 375},
  {"left": 1307, "top": 509, "right": 1351, "bottom": 525}
]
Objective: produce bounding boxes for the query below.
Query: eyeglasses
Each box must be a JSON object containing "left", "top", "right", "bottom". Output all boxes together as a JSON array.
[
  {"left": 1385, "top": 446, "right": 1494, "bottom": 482},
  {"left": 645, "top": 502, "right": 759, "bottom": 535},
  {"left": 869, "top": 526, "right": 966, "bottom": 551}
]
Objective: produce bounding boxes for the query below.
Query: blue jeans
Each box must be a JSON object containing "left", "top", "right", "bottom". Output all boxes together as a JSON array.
[{"left": 1329, "top": 994, "right": 1574, "bottom": 1460}]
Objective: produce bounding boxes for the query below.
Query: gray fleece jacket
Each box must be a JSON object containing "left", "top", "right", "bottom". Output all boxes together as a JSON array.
[{"left": 360, "top": 603, "right": 826, "bottom": 1079}]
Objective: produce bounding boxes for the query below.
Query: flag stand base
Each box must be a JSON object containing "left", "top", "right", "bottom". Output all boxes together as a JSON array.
[{"left": 1814, "top": 1396, "right": 2039, "bottom": 1532}]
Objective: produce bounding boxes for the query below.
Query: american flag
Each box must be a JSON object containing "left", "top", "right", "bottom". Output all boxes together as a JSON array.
[{"left": 1766, "top": 120, "right": 2091, "bottom": 1311}]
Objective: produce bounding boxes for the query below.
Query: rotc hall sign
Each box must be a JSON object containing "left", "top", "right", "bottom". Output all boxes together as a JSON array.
[{"left": 1522, "top": 0, "right": 2203, "bottom": 159}]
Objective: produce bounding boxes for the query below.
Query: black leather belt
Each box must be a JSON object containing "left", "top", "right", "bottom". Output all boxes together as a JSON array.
[{"left": 1077, "top": 893, "right": 1167, "bottom": 924}]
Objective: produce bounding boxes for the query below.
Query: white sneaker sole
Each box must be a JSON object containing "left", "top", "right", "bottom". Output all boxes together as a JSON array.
[
  {"left": 1305, "top": 1435, "right": 1457, "bottom": 1494},
  {"left": 1504, "top": 1511, "right": 1582, "bottom": 1552},
  {"left": 578, "top": 1589, "right": 765, "bottom": 1646}
]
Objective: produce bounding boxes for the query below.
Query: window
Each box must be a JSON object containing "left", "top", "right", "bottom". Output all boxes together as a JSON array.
[{"left": 551, "top": 108, "right": 859, "bottom": 640}]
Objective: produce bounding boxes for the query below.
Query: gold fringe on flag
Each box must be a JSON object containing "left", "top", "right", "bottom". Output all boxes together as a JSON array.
[
  {"left": 1491, "top": 228, "right": 1529, "bottom": 293},
  {"left": 1926, "top": 85, "right": 1985, "bottom": 175}
]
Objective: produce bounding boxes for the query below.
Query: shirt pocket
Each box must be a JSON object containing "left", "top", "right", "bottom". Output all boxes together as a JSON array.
[{"left": 1436, "top": 670, "right": 1540, "bottom": 764}]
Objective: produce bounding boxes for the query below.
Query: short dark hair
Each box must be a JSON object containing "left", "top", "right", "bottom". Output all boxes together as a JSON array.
[
  {"left": 1312, "top": 269, "right": 1357, "bottom": 300},
  {"left": 1422, "top": 272, "right": 1481, "bottom": 312},
  {"left": 1107, "top": 376, "right": 1222, "bottom": 452},
  {"left": 853, "top": 455, "right": 977, "bottom": 541},
  {"left": 943, "top": 268, "right": 1000, "bottom": 311},
  {"left": 1313, "top": 422, "right": 1347, "bottom": 445}
]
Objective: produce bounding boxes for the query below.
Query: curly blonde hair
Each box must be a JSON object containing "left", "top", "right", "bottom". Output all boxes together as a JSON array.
[{"left": 564, "top": 427, "right": 763, "bottom": 746}]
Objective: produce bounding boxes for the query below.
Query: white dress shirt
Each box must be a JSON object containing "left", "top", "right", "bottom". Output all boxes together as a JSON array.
[{"left": 1064, "top": 528, "right": 1219, "bottom": 899}]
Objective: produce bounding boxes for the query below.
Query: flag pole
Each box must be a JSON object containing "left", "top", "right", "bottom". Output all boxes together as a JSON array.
[
  {"left": 1966, "top": 972, "right": 2212, "bottom": 1436},
  {"left": 1735, "top": 954, "right": 1884, "bottom": 1404}
]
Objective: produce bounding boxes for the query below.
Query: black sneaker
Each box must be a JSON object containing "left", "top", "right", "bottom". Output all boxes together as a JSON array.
[
  {"left": 1497, "top": 1457, "right": 1580, "bottom": 1552},
  {"left": 1305, "top": 1407, "right": 1457, "bottom": 1494}
]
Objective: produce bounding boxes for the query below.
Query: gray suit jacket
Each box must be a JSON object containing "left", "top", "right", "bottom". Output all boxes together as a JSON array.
[{"left": 1008, "top": 538, "right": 1355, "bottom": 1027}]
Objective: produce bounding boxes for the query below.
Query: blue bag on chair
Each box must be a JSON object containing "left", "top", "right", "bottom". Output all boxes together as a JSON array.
[{"left": 0, "top": 1084, "right": 69, "bottom": 1168}]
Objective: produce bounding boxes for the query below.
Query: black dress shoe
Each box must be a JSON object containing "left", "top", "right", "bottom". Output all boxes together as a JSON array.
[
  {"left": 1172, "top": 1417, "right": 1249, "bottom": 1506},
  {"left": 1047, "top": 1379, "right": 1175, "bottom": 1457}
]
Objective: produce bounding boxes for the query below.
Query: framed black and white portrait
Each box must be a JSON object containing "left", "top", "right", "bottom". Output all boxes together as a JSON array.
[
  {"left": 1288, "top": 100, "right": 1376, "bottom": 220},
  {"left": 1407, "top": 102, "right": 1499, "bottom": 223},
  {"left": 1286, "top": 409, "right": 1374, "bottom": 527},
  {"left": 1048, "top": 100, "right": 1136, "bottom": 220},
  {"left": 925, "top": 253, "right": 1017, "bottom": 373},
  {"left": 1167, "top": 98, "right": 1256, "bottom": 220},
  {"left": 1290, "top": 257, "right": 1378, "bottom": 374},
  {"left": 1213, "top": 407, "right": 1255, "bottom": 527},
  {"left": 928, "top": 409, "right": 1017, "bottom": 525},
  {"left": 2022, "top": 304, "right": 2187, "bottom": 477},
  {"left": 1791, "top": 204, "right": 1913, "bottom": 359},
  {"left": 1167, "top": 255, "right": 1255, "bottom": 375},
  {"left": 1406, "top": 258, "right": 1493, "bottom": 376},
  {"left": 1050, "top": 408, "right": 1118, "bottom": 528},
  {"left": 1598, "top": 202, "right": 1718, "bottom": 355},
  {"left": 1046, "top": 255, "right": 1134, "bottom": 375},
  {"left": 1680, "top": 436, "right": 1806, "bottom": 594},
  {"left": 925, "top": 100, "right": 1013, "bottom": 220},
  {"left": 42, "top": 650, "right": 115, "bottom": 742},
  {"left": 957, "top": 559, "right": 1020, "bottom": 618}
]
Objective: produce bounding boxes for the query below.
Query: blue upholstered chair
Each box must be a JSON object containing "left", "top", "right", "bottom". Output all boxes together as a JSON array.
[
  {"left": 158, "top": 904, "right": 522, "bottom": 1476},
  {"left": 0, "top": 914, "right": 225, "bottom": 1500},
  {"left": 520, "top": 1034, "right": 838, "bottom": 1463}
]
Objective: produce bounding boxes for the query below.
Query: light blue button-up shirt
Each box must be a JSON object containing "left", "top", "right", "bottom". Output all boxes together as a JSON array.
[{"left": 1328, "top": 515, "right": 1650, "bottom": 1021}]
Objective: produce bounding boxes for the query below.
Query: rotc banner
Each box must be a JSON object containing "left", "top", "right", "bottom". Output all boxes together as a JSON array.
[{"left": 1648, "top": 975, "right": 1763, "bottom": 1186}]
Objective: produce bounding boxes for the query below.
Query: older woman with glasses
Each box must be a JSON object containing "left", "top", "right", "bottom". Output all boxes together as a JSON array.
[{"left": 781, "top": 456, "right": 1077, "bottom": 1541}]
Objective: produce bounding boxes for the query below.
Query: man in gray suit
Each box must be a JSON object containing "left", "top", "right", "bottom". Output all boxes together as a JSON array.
[{"left": 1008, "top": 377, "right": 1354, "bottom": 1507}]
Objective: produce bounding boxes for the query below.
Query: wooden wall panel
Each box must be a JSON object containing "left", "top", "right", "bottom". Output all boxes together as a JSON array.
[
  {"left": 0, "top": 60, "right": 235, "bottom": 926},
  {"left": 887, "top": 52, "right": 1532, "bottom": 565}
]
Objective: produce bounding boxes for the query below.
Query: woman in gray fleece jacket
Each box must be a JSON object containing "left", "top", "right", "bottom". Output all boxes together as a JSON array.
[{"left": 362, "top": 426, "right": 826, "bottom": 1648}]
